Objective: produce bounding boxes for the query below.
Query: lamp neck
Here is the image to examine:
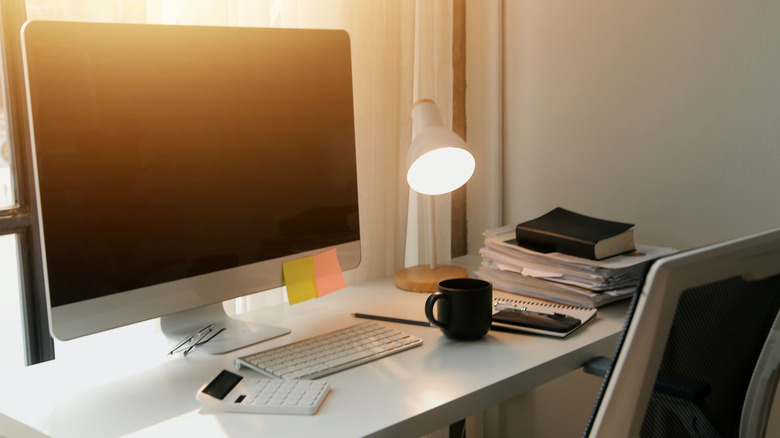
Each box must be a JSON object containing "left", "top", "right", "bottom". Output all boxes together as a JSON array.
[
  {"left": 426, "top": 194, "right": 438, "bottom": 270},
  {"left": 411, "top": 99, "right": 444, "bottom": 137}
]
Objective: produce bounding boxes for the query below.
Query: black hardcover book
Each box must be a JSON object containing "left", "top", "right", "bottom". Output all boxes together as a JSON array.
[{"left": 515, "top": 207, "right": 635, "bottom": 260}]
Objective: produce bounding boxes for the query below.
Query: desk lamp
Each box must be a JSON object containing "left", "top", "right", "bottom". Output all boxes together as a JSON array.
[{"left": 396, "top": 99, "right": 475, "bottom": 292}]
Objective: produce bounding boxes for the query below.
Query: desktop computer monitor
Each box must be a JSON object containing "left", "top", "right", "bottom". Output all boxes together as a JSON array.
[{"left": 21, "top": 21, "right": 361, "bottom": 353}]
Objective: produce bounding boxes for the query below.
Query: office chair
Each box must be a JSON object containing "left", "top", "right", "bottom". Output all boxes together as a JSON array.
[{"left": 584, "top": 227, "right": 780, "bottom": 437}]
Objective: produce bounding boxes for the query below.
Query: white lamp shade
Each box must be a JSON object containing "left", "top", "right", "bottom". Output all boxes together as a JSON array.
[{"left": 406, "top": 100, "right": 475, "bottom": 195}]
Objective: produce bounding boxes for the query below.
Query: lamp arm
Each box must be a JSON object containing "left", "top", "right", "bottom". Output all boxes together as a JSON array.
[{"left": 426, "top": 194, "right": 438, "bottom": 270}]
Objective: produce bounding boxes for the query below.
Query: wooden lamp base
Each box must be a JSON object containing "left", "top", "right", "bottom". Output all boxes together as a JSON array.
[{"left": 395, "top": 264, "right": 469, "bottom": 293}]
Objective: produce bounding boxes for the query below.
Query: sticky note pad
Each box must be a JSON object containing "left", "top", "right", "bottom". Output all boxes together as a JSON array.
[
  {"left": 282, "top": 257, "right": 318, "bottom": 305},
  {"left": 313, "top": 248, "right": 347, "bottom": 297}
]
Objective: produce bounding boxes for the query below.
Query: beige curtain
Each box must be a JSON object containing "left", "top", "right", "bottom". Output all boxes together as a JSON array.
[{"left": 404, "top": 0, "right": 457, "bottom": 270}]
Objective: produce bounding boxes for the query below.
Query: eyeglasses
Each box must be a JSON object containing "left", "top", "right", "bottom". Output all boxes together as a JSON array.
[{"left": 167, "top": 323, "right": 225, "bottom": 356}]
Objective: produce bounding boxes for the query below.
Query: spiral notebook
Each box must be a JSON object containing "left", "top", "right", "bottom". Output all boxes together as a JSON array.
[{"left": 491, "top": 296, "right": 598, "bottom": 338}]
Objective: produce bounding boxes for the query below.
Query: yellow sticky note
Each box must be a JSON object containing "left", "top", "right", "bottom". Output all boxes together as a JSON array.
[
  {"left": 282, "top": 257, "right": 318, "bottom": 305},
  {"left": 314, "top": 248, "right": 347, "bottom": 297}
]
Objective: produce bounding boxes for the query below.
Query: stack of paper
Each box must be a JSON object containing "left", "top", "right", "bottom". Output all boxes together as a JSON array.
[{"left": 475, "top": 225, "right": 678, "bottom": 308}]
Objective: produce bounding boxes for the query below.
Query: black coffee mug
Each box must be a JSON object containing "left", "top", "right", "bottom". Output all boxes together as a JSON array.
[{"left": 424, "top": 278, "right": 493, "bottom": 340}]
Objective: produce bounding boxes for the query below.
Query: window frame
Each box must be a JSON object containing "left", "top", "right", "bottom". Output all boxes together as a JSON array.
[{"left": 0, "top": 0, "right": 54, "bottom": 365}]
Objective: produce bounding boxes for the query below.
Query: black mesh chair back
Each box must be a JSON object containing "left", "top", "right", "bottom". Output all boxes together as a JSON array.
[{"left": 585, "top": 228, "right": 780, "bottom": 438}]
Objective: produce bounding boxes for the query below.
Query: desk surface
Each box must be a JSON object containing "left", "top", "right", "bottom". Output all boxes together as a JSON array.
[{"left": 0, "top": 257, "right": 628, "bottom": 437}]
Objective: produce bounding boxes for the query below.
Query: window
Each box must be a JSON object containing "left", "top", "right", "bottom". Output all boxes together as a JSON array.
[
  {"left": 1, "top": 60, "right": 13, "bottom": 210},
  {"left": 1, "top": 98, "right": 12, "bottom": 207}
]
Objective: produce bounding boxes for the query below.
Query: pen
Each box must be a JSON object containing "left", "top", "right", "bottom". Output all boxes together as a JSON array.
[{"left": 353, "top": 313, "right": 433, "bottom": 327}]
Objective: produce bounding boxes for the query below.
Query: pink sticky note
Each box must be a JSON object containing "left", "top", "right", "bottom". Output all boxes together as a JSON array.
[
  {"left": 313, "top": 248, "right": 347, "bottom": 297},
  {"left": 282, "top": 257, "right": 318, "bottom": 305}
]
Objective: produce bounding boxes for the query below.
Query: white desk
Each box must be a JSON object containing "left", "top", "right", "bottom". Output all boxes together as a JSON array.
[{"left": 0, "top": 257, "right": 628, "bottom": 437}]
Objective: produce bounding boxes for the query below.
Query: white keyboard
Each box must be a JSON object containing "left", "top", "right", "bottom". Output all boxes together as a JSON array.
[
  {"left": 196, "top": 370, "right": 329, "bottom": 415},
  {"left": 234, "top": 321, "right": 423, "bottom": 379}
]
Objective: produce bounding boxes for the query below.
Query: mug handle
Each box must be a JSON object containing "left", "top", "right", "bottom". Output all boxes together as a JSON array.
[{"left": 425, "top": 292, "right": 448, "bottom": 329}]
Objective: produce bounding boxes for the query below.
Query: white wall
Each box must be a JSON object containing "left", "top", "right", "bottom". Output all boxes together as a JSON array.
[
  {"left": 472, "top": 1, "right": 780, "bottom": 436},
  {"left": 502, "top": 0, "right": 780, "bottom": 249}
]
